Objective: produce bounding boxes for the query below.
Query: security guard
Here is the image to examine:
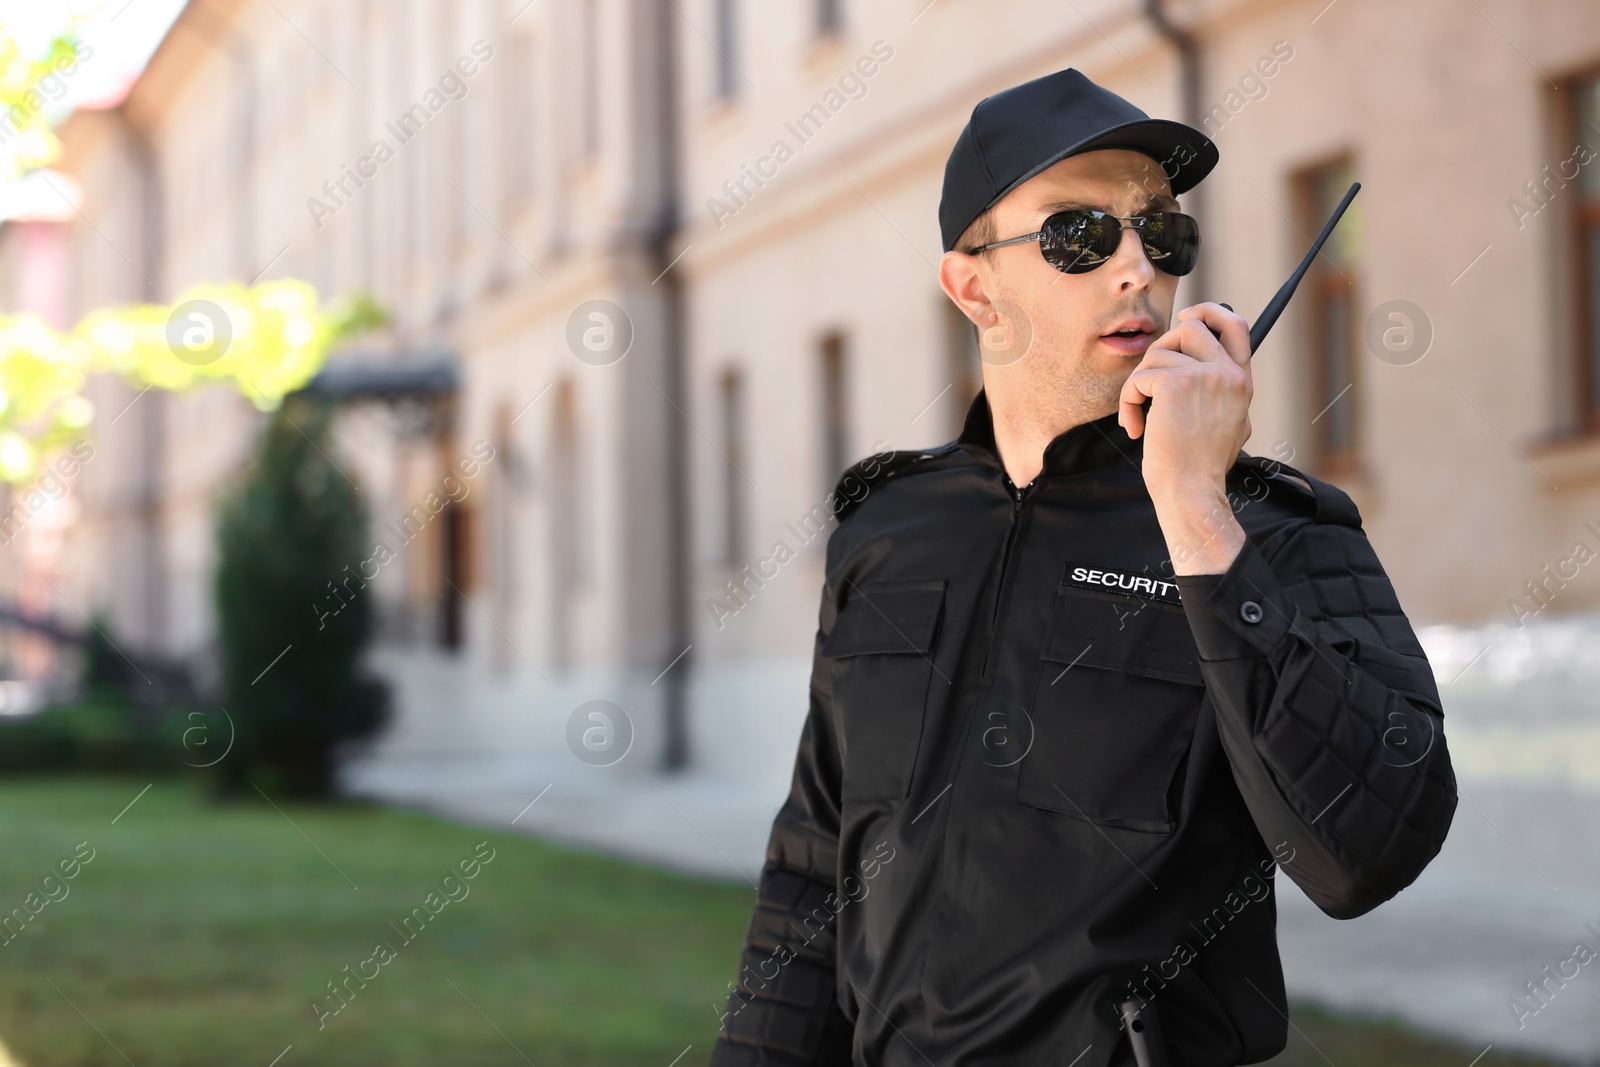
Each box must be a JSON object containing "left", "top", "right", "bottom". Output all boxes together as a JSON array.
[{"left": 709, "top": 68, "right": 1456, "bottom": 1066}]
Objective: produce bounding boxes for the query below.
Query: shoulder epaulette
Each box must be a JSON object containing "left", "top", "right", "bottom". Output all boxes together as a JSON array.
[
  {"left": 1233, "top": 452, "right": 1363, "bottom": 529},
  {"left": 831, "top": 440, "right": 964, "bottom": 524}
]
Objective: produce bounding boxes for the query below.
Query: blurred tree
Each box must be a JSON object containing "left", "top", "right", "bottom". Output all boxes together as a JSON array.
[
  {"left": 0, "top": 22, "right": 83, "bottom": 181},
  {"left": 0, "top": 21, "right": 389, "bottom": 484},
  {"left": 212, "top": 396, "right": 389, "bottom": 800},
  {"left": 0, "top": 283, "right": 386, "bottom": 484}
]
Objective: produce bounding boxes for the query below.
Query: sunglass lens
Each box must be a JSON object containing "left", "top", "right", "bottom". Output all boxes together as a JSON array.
[
  {"left": 1038, "top": 210, "right": 1120, "bottom": 274},
  {"left": 1141, "top": 213, "right": 1200, "bottom": 277}
]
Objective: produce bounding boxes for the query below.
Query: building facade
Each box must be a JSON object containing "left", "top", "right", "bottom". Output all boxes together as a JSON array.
[{"left": 4, "top": 0, "right": 1600, "bottom": 771}]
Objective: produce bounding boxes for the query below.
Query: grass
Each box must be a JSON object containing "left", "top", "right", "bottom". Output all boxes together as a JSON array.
[
  {"left": 1259, "top": 1002, "right": 1560, "bottom": 1065},
  {"left": 0, "top": 776, "right": 751, "bottom": 1066},
  {"left": 0, "top": 776, "right": 1567, "bottom": 1067}
]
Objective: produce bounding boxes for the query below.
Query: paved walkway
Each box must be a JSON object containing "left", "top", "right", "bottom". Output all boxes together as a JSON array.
[{"left": 342, "top": 612, "right": 1600, "bottom": 1065}]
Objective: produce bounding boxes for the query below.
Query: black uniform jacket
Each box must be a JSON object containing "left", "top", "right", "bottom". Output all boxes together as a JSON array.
[{"left": 709, "top": 389, "right": 1457, "bottom": 1067}]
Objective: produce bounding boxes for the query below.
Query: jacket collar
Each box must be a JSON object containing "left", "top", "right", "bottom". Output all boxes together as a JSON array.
[{"left": 956, "top": 386, "right": 1143, "bottom": 480}]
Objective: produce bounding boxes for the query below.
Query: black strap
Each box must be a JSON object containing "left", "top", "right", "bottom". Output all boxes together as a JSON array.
[
  {"left": 1235, "top": 453, "right": 1363, "bottom": 529},
  {"left": 832, "top": 440, "right": 963, "bottom": 523}
]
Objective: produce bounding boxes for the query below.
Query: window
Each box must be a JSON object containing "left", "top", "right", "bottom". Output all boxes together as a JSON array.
[
  {"left": 439, "top": 495, "right": 473, "bottom": 651},
  {"left": 815, "top": 0, "right": 844, "bottom": 36},
  {"left": 488, "top": 401, "right": 518, "bottom": 672},
  {"left": 719, "top": 367, "right": 747, "bottom": 564},
  {"left": 714, "top": 0, "right": 739, "bottom": 99},
  {"left": 504, "top": 33, "right": 537, "bottom": 208},
  {"left": 403, "top": 110, "right": 421, "bottom": 282},
  {"left": 1293, "top": 157, "right": 1362, "bottom": 479},
  {"left": 550, "top": 379, "right": 583, "bottom": 668},
  {"left": 448, "top": 86, "right": 469, "bottom": 253},
  {"left": 438, "top": 417, "right": 477, "bottom": 653},
  {"left": 1571, "top": 71, "right": 1600, "bottom": 433},
  {"left": 229, "top": 62, "right": 256, "bottom": 282},
  {"left": 819, "top": 333, "right": 850, "bottom": 496},
  {"left": 943, "top": 299, "right": 983, "bottom": 438},
  {"left": 580, "top": 0, "right": 600, "bottom": 155}
]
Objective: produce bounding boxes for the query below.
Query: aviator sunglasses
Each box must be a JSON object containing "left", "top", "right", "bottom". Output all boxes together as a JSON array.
[{"left": 968, "top": 207, "right": 1202, "bottom": 277}]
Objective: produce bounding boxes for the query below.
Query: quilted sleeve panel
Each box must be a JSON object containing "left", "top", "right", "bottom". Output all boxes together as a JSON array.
[
  {"left": 708, "top": 857, "right": 857, "bottom": 1065},
  {"left": 1173, "top": 520, "right": 1458, "bottom": 920},
  {"left": 709, "top": 626, "right": 857, "bottom": 1064}
]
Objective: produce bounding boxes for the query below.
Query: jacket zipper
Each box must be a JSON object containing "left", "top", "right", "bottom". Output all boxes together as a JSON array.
[{"left": 979, "top": 473, "right": 1033, "bottom": 681}]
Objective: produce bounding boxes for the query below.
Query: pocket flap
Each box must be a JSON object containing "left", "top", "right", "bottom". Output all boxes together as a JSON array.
[
  {"left": 1042, "top": 588, "right": 1203, "bottom": 686},
  {"left": 823, "top": 579, "right": 946, "bottom": 657}
]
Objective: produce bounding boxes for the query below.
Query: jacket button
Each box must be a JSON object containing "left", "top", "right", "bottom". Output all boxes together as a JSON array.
[{"left": 1239, "top": 600, "right": 1264, "bottom": 624}]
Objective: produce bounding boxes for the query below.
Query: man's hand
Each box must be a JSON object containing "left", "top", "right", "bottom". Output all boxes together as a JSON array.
[{"left": 1118, "top": 302, "right": 1253, "bottom": 575}]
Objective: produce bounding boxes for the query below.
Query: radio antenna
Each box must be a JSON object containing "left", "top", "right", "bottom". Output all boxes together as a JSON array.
[{"left": 1249, "top": 181, "right": 1360, "bottom": 353}]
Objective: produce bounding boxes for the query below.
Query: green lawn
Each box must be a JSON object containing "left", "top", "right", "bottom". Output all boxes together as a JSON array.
[
  {"left": 0, "top": 776, "right": 751, "bottom": 1066},
  {"left": 1259, "top": 1002, "right": 1557, "bottom": 1066},
  {"left": 0, "top": 777, "right": 1563, "bottom": 1066}
]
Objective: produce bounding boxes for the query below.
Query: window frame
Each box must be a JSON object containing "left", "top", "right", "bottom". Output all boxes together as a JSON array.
[
  {"left": 1565, "top": 65, "right": 1600, "bottom": 435},
  {"left": 713, "top": 0, "right": 740, "bottom": 100},
  {"left": 819, "top": 332, "right": 850, "bottom": 499},
  {"left": 718, "top": 365, "right": 747, "bottom": 565},
  {"left": 1291, "top": 154, "right": 1363, "bottom": 482},
  {"left": 815, "top": 0, "right": 844, "bottom": 37}
]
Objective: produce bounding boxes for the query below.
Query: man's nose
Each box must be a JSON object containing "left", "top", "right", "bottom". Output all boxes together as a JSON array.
[{"left": 1108, "top": 223, "right": 1155, "bottom": 286}]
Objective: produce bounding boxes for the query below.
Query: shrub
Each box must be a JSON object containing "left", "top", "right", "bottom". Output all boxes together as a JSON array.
[
  {"left": 0, "top": 701, "right": 192, "bottom": 775},
  {"left": 0, "top": 614, "right": 192, "bottom": 776},
  {"left": 211, "top": 397, "right": 389, "bottom": 799}
]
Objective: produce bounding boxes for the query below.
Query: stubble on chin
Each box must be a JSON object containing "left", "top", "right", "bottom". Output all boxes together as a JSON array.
[{"left": 1024, "top": 334, "right": 1127, "bottom": 429}]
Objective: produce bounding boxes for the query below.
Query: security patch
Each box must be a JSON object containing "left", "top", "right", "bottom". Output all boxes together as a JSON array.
[{"left": 1062, "top": 562, "right": 1184, "bottom": 605}]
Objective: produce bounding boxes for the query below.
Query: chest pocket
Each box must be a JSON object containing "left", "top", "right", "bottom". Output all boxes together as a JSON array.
[
  {"left": 823, "top": 578, "right": 946, "bottom": 802},
  {"left": 1015, "top": 583, "right": 1205, "bottom": 834}
]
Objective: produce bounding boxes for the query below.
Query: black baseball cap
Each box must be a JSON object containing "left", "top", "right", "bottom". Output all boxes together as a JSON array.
[{"left": 939, "top": 68, "right": 1219, "bottom": 252}]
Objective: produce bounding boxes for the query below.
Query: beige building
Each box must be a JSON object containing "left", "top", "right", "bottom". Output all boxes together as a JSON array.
[{"left": 4, "top": 0, "right": 1600, "bottom": 768}]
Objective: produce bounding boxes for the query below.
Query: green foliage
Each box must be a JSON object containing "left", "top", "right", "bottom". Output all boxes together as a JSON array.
[
  {"left": 212, "top": 397, "right": 389, "bottom": 799},
  {"left": 78, "top": 279, "right": 389, "bottom": 409},
  {"left": 0, "top": 613, "right": 195, "bottom": 775},
  {"left": 0, "top": 699, "right": 193, "bottom": 775},
  {"left": 0, "top": 282, "right": 388, "bottom": 484},
  {"left": 0, "top": 23, "right": 83, "bottom": 181},
  {"left": 0, "top": 310, "right": 95, "bottom": 481},
  {"left": 1260, "top": 1001, "right": 1559, "bottom": 1065},
  {"left": 79, "top": 612, "right": 138, "bottom": 695},
  {"left": 0, "top": 14, "right": 390, "bottom": 484}
]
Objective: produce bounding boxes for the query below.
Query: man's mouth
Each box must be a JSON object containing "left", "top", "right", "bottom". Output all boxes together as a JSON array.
[{"left": 1099, "top": 318, "right": 1155, "bottom": 353}]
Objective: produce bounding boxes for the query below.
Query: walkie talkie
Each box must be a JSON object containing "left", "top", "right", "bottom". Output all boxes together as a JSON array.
[
  {"left": 1113, "top": 190, "right": 1364, "bottom": 1060},
  {"left": 1138, "top": 181, "right": 1362, "bottom": 418}
]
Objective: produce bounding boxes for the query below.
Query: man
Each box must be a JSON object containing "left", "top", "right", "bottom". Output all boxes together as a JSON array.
[{"left": 709, "top": 68, "right": 1456, "bottom": 1066}]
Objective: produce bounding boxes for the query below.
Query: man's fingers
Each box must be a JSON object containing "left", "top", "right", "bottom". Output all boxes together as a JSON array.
[
  {"left": 1149, "top": 304, "right": 1245, "bottom": 365},
  {"left": 1175, "top": 302, "right": 1251, "bottom": 366},
  {"left": 1147, "top": 318, "right": 1225, "bottom": 365},
  {"left": 1129, "top": 345, "right": 1190, "bottom": 370},
  {"left": 1118, "top": 394, "right": 1146, "bottom": 438},
  {"left": 1118, "top": 368, "right": 1148, "bottom": 437},
  {"left": 1117, "top": 358, "right": 1175, "bottom": 438}
]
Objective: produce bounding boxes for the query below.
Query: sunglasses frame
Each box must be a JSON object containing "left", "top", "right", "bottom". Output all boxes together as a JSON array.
[{"left": 968, "top": 208, "right": 1201, "bottom": 277}]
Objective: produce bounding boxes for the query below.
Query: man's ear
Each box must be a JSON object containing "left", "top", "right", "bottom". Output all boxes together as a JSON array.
[{"left": 938, "top": 250, "right": 995, "bottom": 329}]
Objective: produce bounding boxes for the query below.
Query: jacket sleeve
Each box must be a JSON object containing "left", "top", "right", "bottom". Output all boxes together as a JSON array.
[
  {"left": 1172, "top": 505, "right": 1458, "bottom": 920},
  {"left": 709, "top": 601, "right": 855, "bottom": 1064}
]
